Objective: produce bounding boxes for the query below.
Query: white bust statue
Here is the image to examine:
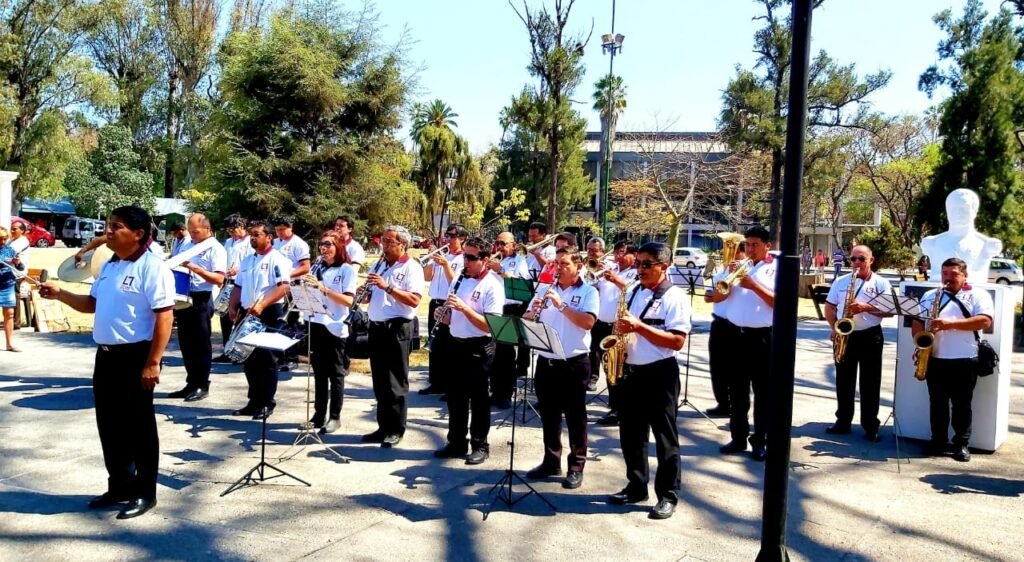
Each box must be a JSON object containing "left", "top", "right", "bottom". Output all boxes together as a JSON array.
[{"left": 920, "top": 188, "right": 1002, "bottom": 282}]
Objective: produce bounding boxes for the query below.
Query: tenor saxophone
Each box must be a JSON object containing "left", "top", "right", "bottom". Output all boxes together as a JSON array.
[
  {"left": 599, "top": 285, "right": 632, "bottom": 385},
  {"left": 832, "top": 275, "right": 857, "bottom": 363},
  {"left": 913, "top": 285, "right": 945, "bottom": 381}
]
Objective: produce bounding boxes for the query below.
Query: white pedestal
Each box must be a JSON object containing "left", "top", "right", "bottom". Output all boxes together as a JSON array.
[
  {"left": 894, "top": 281, "right": 1014, "bottom": 452},
  {"left": 0, "top": 170, "right": 18, "bottom": 230}
]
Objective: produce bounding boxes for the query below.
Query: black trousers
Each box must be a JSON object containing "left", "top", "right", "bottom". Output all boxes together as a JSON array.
[
  {"left": 93, "top": 341, "right": 159, "bottom": 500},
  {"left": 708, "top": 315, "right": 737, "bottom": 410},
  {"left": 447, "top": 337, "right": 495, "bottom": 450},
  {"left": 491, "top": 302, "right": 528, "bottom": 402},
  {"left": 619, "top": 357, "right": 681, "bottom": 502},
  {"left": 242, "top": 303, "right": 285, "bottom": 409},
  {"left": 310, "top": 322, "right": 348, "bottom": 421},
  {"left": 219, "top": 312, "right": 233, "bottom": 347},
  {"left": 926, "top": 357, "right": 979, "bottom": 447},
  {"left": 729, "top": 326, "right": 771, "bottom": 447},
  {"left": 369, "top": 318, "right": 413, "bottom": 435},
  {"left": 535, "top": 354, "right": 590, "bottom": 473},
  {"left": 427, "top": 299, "right": 452, "bottom": 392},
  {"left": 833, "top": 325, "right": 883, "bottom": 432},
  {"left": 589, "top": 320, "right": 626, "bottom": 413},
  {"left": 174, "top": 291, "right": 213, "bottom": 390}
]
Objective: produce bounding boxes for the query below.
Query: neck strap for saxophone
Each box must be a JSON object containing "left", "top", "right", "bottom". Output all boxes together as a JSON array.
[{"left": 627, "top": 278, "right": 673, "bottom": 326}]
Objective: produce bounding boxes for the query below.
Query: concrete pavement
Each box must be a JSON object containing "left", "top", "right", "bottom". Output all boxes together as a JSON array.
[{"left": 0, "top": 314, "right": 1022, "bottom": 561}]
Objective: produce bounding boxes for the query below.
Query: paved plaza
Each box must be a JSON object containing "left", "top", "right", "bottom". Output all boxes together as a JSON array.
[{"left": 1, "top": 315, "right": 1022, "bottom": 561}]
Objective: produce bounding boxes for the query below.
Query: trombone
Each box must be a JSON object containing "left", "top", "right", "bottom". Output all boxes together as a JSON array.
[
  {"left": 518, "top": 234, "right": 558, "bottom": 256},
  {"left": 418, "top": 244, "right": 450, "bottom": 266}
]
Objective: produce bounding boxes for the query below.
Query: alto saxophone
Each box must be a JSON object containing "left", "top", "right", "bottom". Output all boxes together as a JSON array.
[
  {"left": 913, "top": 285, "right": 945, "bottom": 381},
  {"left": 599, "top": 284, "right": 632, "bottom": 385},
  {"left": 832, "top": 276, "right": 858, "bottom": 363}
]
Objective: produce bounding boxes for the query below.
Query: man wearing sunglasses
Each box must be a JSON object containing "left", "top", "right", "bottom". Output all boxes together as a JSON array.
[
  {"left": 486, "top": 232, "right": 530, "bottom": 409},
  {"left": 718, "top": 225, "right": 776, "bottom": 462},
  {"left": 421, "top": 224, "right": 467, "bottom": 397},
  {"left": 824, "top": 245, "right": 892, "bottom": 442},
  {"left": 606, "top": 242, "right": 690, "bottom": 520}
]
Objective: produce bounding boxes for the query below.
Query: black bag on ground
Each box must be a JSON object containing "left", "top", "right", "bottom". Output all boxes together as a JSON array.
[
  {"left": 951, "top": 296, "right": 999, "bottom": 377},
  {"left": 345, "top": 308, "right": 370, "bottom": 360}
]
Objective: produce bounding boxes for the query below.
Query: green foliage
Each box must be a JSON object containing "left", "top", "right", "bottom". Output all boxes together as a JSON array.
[
  {"left": 857, "top": 218, "right": 916, "bottom": 277},
  {"left": 916, "top": 2, "right": 1024, "bottom": 250},
  {"left": 65, "top": 124, "right": 155, "bottom": 217}
]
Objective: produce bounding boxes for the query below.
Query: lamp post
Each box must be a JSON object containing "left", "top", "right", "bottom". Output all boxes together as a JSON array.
[
  {"left": 438, "top": 167, "right": 457, "bottom": 241},
  {"left": 599, "top": 1, "right": 624, "bottom": 236}
]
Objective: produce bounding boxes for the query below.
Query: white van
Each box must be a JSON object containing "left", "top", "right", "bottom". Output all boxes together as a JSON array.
[
  {"left": 61, "top": 216, "right": 104, "bottom": 247},
  {"left": 673, "top": 247, "right": 708, "bottom": 268}
]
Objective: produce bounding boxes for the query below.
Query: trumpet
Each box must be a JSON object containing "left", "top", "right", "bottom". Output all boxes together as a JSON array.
[
  {"left": 715, "top": 259, "right": 753, "bottom": 296},
  {"left": 584, "top": 254, "right": 615, "bottom": 283},
  {"left": 418, "top": 244, "right": 450, "bottom": 266},
  {"left": 519, "top": 234, "right": 558, "bottom": 256}
]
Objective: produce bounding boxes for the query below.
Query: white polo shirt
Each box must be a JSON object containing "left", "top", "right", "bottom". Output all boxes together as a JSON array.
[
  {"left": 309, "top": 263, "right": 358, "bottom": 338},
  {"left": 826, "top": 272, "right": 892, "bottom": 331},
  {"left": 496, "top": 255, "right": 532, "bottom": 304},
  {"left": 725, "top": 259, "right": 776, "bottom": 328},
  {"left": 169, "top": 234, "right": 191, "bottom": 257},
  {"left": 624, "top": 283, "right": 692, "bottom": 366},
  {"left": 148, "top": 240, "right": 164, "bottom": 257},
  {"left": 90, "top": 249, "right": 176, "bottom": 345},
  {"left": 449, "top": 271, "right": 505, "bottom": 339},
  {"left": 178, "top": 237, "right": 228, "bottom": 292},
  {"left": 596, "top": 266, "right": 637, "bottom": 323},
  {"left": 345, "top": 238, "right": 365, "bottom": 266},
  {"left": 236, "top": 248, "right": 292, "bottom": 308},
  {"left": 526, "top": 245, "right": 557, "bottom": 281},
  {"left": 536, "top": 279, "right": 599, "bottom": 360},
  {"left": 224, "top": 236, "right": 255, "bottom": 276},
  {"left": 921, "top": 286, "right": 995, "bottom": 359},
  {"left": 708, "top": 269, "right": 731, "bottom": 318},
  {"left": 368, "top": 255, "right": 425, "bottom": 321},
  {"left": 427, "top": 252, "right": 465, "bottom": 300},
  {"left": 273, "top": 235, "right": 311, "bottom": 268}
]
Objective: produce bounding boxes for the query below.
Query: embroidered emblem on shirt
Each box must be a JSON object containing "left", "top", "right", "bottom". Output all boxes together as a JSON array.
[
  {"left": 333, "top": 276, "right": 341, "bottom": 284},
  {"left": 260, "top": 263, "right": 269, "bottom": 271},
  {"left": 570, "top": 295, "right": 581, "bottom": 305},
  {"left": 120, "top": 276, "right": 135, "bottom": 290},
  {"left": 472, "top": 290, "right": 481, "bottom": 301},
  {"left": 396, "top": 273, "right": 406, "bottom": 281}
]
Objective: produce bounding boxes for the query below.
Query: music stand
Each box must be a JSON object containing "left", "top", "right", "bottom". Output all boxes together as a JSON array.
[
  {"left": 278, "top": 286, "right": 350, "bottom": 463},
  {"left": 221, "top": 406, "right": 312, "bottom": 496},
  {"left": 669, "top": 266, "right": 718, "bottom": 427},
  {"left": 483, "top": 314, "right": 559, "bottom": 518},
  {"left": 495, "top": 278, "right": 541, "bottom": 426}
]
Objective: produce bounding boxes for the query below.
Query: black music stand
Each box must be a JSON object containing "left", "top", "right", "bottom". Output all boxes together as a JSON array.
[
  {"left": 669, "top": 266, "right": 718, "bottom": 427},
  {"left": 221, "top": 406, "right": 312, "bottom": 496},
  {"left": 483, "top": 315, "right": 559, "bottom": 518}
]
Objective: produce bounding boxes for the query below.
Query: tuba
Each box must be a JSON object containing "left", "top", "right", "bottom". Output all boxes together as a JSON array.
[
  {"left": 599, "top": 284, "right": 633, "bottom": 385},
  {"left": 832, "top": 276, "right": 857, "bottom": 363},
  {"left": 913, "top": 285, "right": 946, "bottom": 381}
]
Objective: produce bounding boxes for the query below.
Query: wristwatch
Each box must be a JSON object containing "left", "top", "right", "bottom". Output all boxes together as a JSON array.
[
  {"left": 385, "top": 285, "right": 394, "bottom": 294},
  {"left": 557, "top": 302, "right": 568, "bottom": 312}
]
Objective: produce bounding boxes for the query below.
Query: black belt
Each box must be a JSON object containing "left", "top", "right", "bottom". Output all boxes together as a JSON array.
[
  {"left": 538, "top": 353, "right": 587, "bottom": 366},
  {"left": 189, "top": 290, "right": 212, "bottom": 297},
  {"left": 453, "top": 335, "right": 491, "bottom": 345},
  {"left": 851, "top": 325, "right": 883, "bottom": 335},
  {"left": 712, "top": 314, "right": 727, "bottom": 322},
  {"left": 370, "top": 318, "right": 412, "bottom": 326},
  {"left": 98, "top": 340, "right": 151, "bottom": 353},
  {"left": 595, "top": 319, "right": 614, "bottom": 327},
  {"left": 735, "top": 325, "right": 771, "bottom": 334},
  {"left": 624, "top": 356, "right": 677, "bottom": 373}
]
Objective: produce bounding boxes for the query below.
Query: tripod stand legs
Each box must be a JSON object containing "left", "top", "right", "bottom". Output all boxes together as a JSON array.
[
  {"left": 279, "top": 424, "right": 351, "bottom": 463},
  {"left": 221, "top": 459, "right": 312, "bottom": 496},
  {"left": 881, "top": 409, "right": 908, "bottom": 474}
]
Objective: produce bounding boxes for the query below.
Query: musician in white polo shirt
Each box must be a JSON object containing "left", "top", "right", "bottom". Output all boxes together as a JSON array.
[
  {"left": 360, "top": 225, "right": 424, "bottom": 448},
  {"left": 912, "top": 257, "right": 994, "bottom": 462},
  {"left": 228, "top": 220, "right": 292, "bottom": 419},
  {"left": 167, "top": 213, "right": 227, "bottom": 403},
  {"left": 433, "top": 237, "right": 504, "bottom": 465},
  {"left": 40, "top": 205, "right": 175, "bottom": 520},
  {"left": 594, "top": 242, "right": 639, "bottom": 426},
  {"left": 523, "top": 246, "right": 599, "bottom": 490},
  {"left": 824, "top": 244, "right": 892, "bottom": 441},
  {"left": 704, "top": 242, "right": 746, "bottom": 418},
  {"left": 331, "top": 215, "right": 366, "bottom": 266},
  {"left": 605, "top": 242, "right": 690, "bottom": 521},
  {"left": 271, "top": 216, "right": 310, "bottom": 369},
  {"left": 718, "top": 226, "right": 775, "bottom": 462},
  {"left": 525, "top": 221, "right": 557, "bottom": 281},
  {"left": 420, "top": 224, "right": 467, "bottom": 397},
  {"left": 215, "top": 214, "right": 254, "bottom": 358},
  {"left": 485, "top": 231, "right": 531, "bottom": 409}
]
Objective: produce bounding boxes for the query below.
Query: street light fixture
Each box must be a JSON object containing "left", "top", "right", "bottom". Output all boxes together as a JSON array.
[
  {"left": 1016, "top": 129, "right": 1024, "bottom": 151},
  {"left": 438, "top": 167, "right": 458, "bottom": 239},
  {"left": 599, "top": 1, "right": 624, "bottom": 237}
]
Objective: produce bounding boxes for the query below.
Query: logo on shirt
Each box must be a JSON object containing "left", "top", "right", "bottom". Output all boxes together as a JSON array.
[
  {"left": 471, "top": 290, "right": 481, "bottom": 302},
  {"left": 396, "top": 272, "right": 406, "bottom": 281},
  {"left": 650, "top": 300, "right": 663, "bottom": 313},
  {"left": 333, "top": 275, "right": 341, "bottom": 284},
  {"left": 120, "top": 276, "right": 135, "bottom": 291},
  {"left": 570, "top": 295, "right": 581, "bottom": 305},
  {"left": 260, "top": 263, "right": 269, "bottom": 271}
]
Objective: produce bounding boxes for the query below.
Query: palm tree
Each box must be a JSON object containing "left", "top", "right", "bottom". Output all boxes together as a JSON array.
[
  {"left": 409, "top": 99, "right": 466, "bottom": 234},
  {"left": 410, "top": 99, "right": 459, "bottom": 145},
  {"left": 593, "top": 74, "right": 627, "bottom": 220}
]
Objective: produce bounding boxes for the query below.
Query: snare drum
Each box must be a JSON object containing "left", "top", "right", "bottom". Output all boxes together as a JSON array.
[
  {"left": 224, "top": 314, "right": 265, "bottom": 362},
  {"left": 172, "top": 267, "right": 192, "bottom": 310}
]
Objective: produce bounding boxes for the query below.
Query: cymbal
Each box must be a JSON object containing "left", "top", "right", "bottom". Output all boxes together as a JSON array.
[
  {"left": 90, "top": 244, "right": 114, "bottom": 278},
  {"left": 57, "top": 253, "right": 94, "bottom": 283}
]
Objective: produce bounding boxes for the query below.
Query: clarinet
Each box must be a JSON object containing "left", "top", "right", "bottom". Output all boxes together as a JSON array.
[
  {"left": 424, "top": 270, "right": 467, "bottom": 352},
  {"left": 345, "top": 257, "right": 384, "bottom": 325}
]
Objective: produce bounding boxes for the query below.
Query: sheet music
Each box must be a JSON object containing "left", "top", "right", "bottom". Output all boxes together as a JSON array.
[
  {"left": 520, "top": 319, "right": 566, "bottom": 360},
  {"left": 237, "top": 331, "right": 301, "bottom": 351},
  {"left": 864, "top": 291, "right": 900, "bottom": 315},
  {"left": 290, "top": 283, "right": 330, "bottom": 314},
  {"left": 164, "top": 237, "right": 218, "bottom": 270}
]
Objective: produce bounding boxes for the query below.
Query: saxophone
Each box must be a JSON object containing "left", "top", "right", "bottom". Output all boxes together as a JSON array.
[
  {"left": 832, "top": 276, "right": 857, "bottom": 363},
  {"left": 599, "top": 285, "right": 632, "bottom": 385},
  {"left": 913, "top": 285, "right": 945, "bottom": 381}
]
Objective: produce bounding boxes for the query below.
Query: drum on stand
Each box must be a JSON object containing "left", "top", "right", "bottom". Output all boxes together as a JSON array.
[{"left": 171, "top": 267, "right": 192, "bottom": 310}]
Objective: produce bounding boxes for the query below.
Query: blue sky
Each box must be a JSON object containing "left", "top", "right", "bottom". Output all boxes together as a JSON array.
[{"left": 374, "top": 0, "right": 1007, "bottom": 152}]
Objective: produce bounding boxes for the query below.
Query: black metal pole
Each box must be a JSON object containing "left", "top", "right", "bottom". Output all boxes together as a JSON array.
[{"left": 757, "top": 1, "right": 813, "bottom": 561}]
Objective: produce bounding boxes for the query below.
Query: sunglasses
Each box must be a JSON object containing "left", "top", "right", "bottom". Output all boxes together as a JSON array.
[
  {"left": 319, "top": 241, "right": 334, "bottom": 248},
  {"left": 850, "top": 256, "right": 868, "bottom": 262},
  {"left": 638, "top": 260, "right": 664, "bottom": 270},
  {"left": 464, "top": 254, "right": 483, "bottom": 261}
]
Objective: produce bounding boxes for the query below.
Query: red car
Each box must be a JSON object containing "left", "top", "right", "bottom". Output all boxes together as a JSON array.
[{"left": 12, "top": 216, "right": 57, "bottom": 248}]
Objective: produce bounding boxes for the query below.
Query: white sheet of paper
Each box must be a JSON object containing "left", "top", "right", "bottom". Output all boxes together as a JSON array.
[
  {"left": 237, "top": 331, "right": 301, "bottom": 351},
  {"left": 520, "top": 319, "right": 566, "bottom": 360},
  {"left": 291, "top": 283, "right": 330, "bottom": 314}
]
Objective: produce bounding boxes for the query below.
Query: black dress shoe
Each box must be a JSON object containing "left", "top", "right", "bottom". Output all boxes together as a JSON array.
[
  {"left": 952, "top": 446, "right": 971, "bottom": 462},
  {"left": 925, "top": 441, "right": 948, "bottom": 456},
  {"left": 649, "top": 499, "right": 676, "bottom": 520},
  {"left": 309, "top": 417, "right": 326, "bottom": 429},
  {"left": 184, "top": 388, "right": 209, "bottom": 402},
  {"left": 252, "top": 407, "right": 275, "bottom": 420},
  {"left": 167, "top": 386, "right": 193, "bottom": 399},
  {"left": 434, "top": 444, "right": 468, "bottom": 458},
  {"left": 116, "top": 497, "right": 157, "bottom": 519},
  {"left": 719, "top": 440, "right": 747, "bottom": 454},
  {"left": 361, "top": 430, "right": 387, "bottom": 443},
  {"left": 608, "top": 488, "right": 649, "bottom": 505},
  {"left": 279, "top": 363, "right": 292, "bottom": 372},
  {"left": 825, "top": 424, "right": 852, "bottom": 435},
  {"left": 596, "top": 412, "right": 620, "bottom": 427},
  {"left": 212, "top": 354, "right": 231, "bottom": 363},
  {"left": 705, "top": 405, "right": 731, "bottom": 418},
  {"left": 865, "top": 430, "right": 881, "bottom": 443},
  {"left": 439, "top": 394, "right": 448, "bottom": 402},
  {"left": 465, "top": 449, "right": 489, "bottom": 465},
  {"left": 88, "top": 492, "right": 129, "bottom": 509},
  {"left": 418, "top": 386, "right": 441, "bottom": 395},
  {"left": 232, "top": 404, "right": 259, "bottom": 416},
  {"left": 751, "top": 445, "right": 767, "bottom": 462},
  {"left": 381, "top": 433, "right": 402, "bottom": 448},
  {"left": 322, "top": 418, "right": 341, "bottom": 434},
  {"left": 586, "top": 380, "right": 598, "bottom": 392},
  {"left": 526, "top": 464, "right": 562, "bottom": 479},
  {"left": 562, "top": 471, "right": 584, "bottom": 489}
]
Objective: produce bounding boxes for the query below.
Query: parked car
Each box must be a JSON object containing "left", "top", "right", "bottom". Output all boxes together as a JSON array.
[
  {"left": 12, "top": 216, "right": 56, "bottom": 248},
  {"left": 673, "top": 247, "right": 708, "bottom": 268},
  {"left": 988, "top": 258, "right": 1023, "bottom": 285},
  {"left": 61, "top": 215, "right": 104, "bottom": 247}
]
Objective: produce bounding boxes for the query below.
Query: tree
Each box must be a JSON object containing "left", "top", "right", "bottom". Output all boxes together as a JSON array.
[
  {"left": 409, "top": 99, "right": 473, "bottom": 234},
  {"left": 593, "top": 73, "right": 626, "bottom": 216},
  {"left": 718, "top": 0, "right": 891, "bottom": 242},
  {"left": 510, "top": 0, "right": 591, "bottom": 230},
  {"left": 916, "top": 2, "right": 1024, "bottom": 250},
  {"left": 64, "top": 124, "right": 155, "bottom": 217},
  {"left": 857, "top": 218, "right": 916, "bottom": 280}
]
